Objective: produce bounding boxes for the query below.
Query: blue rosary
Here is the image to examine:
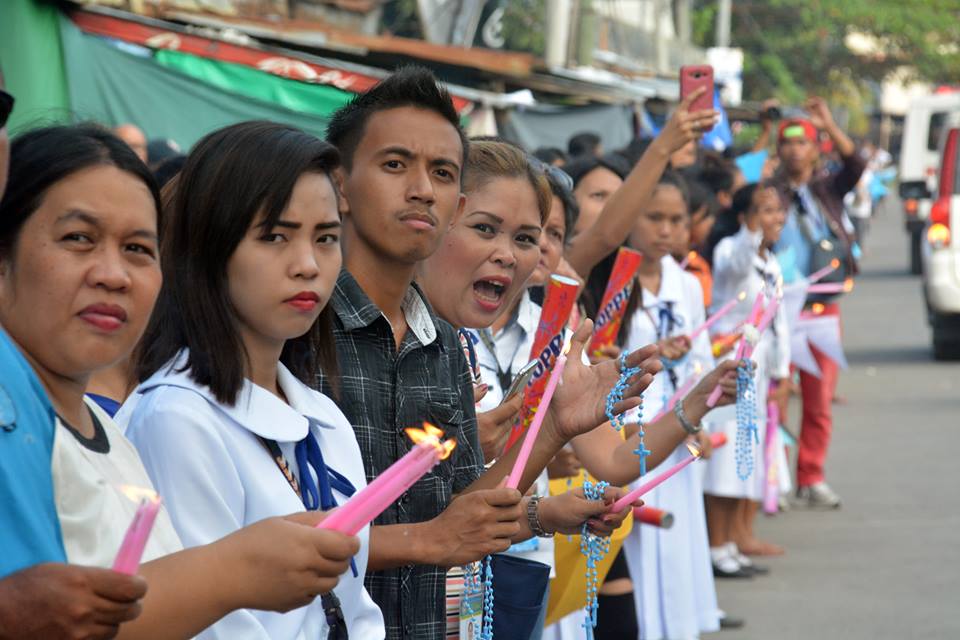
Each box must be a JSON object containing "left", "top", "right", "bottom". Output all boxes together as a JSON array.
[
  {"left": 605, "top": 352, "right": 642, "bottom": 431},
  {"left": 580, "top": 479, "right": 611, "bottom": 639},
  {"left": 480, "top": 555, "right": 494, "bottom": 640},
  {"left": 605, "top": 353, "right": 650, "bottom": 475},
  {"left": 461, "top": 558, "right": 493, "bottom": 639},
  {"left": 735, "top": 362, "right": 759, "bottom": 480}
]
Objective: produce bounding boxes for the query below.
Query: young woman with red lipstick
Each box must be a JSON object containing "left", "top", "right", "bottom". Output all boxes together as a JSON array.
[
  {"left": 0, "top": 123, "right": 364, "bottom": 640},
  {"left": 117, "top": 121, "right": 385, "bottom": 639}
]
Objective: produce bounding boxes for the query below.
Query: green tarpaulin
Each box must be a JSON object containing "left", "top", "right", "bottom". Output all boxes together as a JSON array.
[
  {"left": 59, "top": 15, "right": 353, "bottom": 150},
  {"left": 153, "top": 50, "right": 353, "bottom": 121},
  {"left": 0, "top": 0, "right": 71, "bottom": 135}
]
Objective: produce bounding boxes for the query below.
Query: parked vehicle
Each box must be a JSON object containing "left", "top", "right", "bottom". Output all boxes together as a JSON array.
[
  {"left": 898, "top": 93, "right": 960, "bottom": 274},
  {"left": 921, "top": 124, "right": 960, "bottom": 360}
]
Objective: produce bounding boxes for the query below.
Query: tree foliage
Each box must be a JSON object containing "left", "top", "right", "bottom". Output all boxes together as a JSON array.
[{"left": 692, "top": 0, "right": 960, "bottom": 103}]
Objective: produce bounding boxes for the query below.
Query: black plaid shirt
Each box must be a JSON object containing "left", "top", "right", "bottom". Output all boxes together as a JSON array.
[{"left": 317, "top": 269, "right": 484, "bottom": 640}]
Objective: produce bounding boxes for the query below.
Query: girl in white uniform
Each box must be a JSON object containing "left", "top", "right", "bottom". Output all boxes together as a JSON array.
[
  {"left": 0, "top": 123, "right": 361, "bottom": 639},
  {"left": 618, "top": 172, "right": 721, "bottom": 640},
  {"left": 702, "top": 182, "right": 791, "bottom": 573},
  {"left": 117, "top": 122, "right": 384, "bottom": 639}
]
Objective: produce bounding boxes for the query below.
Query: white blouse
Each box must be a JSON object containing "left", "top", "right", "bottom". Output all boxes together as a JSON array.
[
  {"left": 710, "top": 226, "right": 791, "bottom": 380},
  {"left": 116, "top": 351, "right": 385, "bottom": 640},
  {"left": 52, "top": 397, "right": 183, "bottom": 568},
  {"left": 623, "top": 255, "right": 715, "bottom": 424}
]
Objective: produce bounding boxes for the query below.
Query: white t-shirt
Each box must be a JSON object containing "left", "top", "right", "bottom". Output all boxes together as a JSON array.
[
  {"left": 117, "top": 351, "right": 384, "bottom": 640},
  {"left": 51, "top": 397, "right": 183, "bottom": 568}
]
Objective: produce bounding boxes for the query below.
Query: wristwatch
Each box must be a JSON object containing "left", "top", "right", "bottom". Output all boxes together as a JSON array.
[
  {"left": 674, "top": 399, "right": 703, "bottom": 435},
  {"left": 527, "top": 495, "right": 553, "bottom": 538}
]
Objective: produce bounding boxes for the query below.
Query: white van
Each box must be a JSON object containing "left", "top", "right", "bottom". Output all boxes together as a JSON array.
[
  {"left": 921, "top": 117, "right": 960, "bottom": 359},
  {"left": 898, "top": 92, "right": 960, "bottom": 273}
]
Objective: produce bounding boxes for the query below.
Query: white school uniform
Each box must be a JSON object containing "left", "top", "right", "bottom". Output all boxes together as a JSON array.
[
  {"left": 703, "top": 226, "right": 792, "bottom": 500},
  {"left": 52, "top": 397, "right": 183, "bottom": 567},
  {"left": 117, "top": 351, "right": 385, "bottom": 640},
  {"left": 620, "top": 256, "right": 720, "bottom": 640}
]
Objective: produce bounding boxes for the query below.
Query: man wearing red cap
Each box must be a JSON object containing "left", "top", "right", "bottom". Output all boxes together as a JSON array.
[{"left": 771, "top": 97, "right": 865, "bottom": 509}]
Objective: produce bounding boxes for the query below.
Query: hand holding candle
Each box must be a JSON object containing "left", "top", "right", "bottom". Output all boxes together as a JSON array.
[
  {"left": 611, "top": 442, "right": 702, "bottom": 512},
  {"left": 318, "top": 424, "right": 456, "bottom": 535},
  {"left": 113, "top": 486, "right": 162, "bottom": 575}
]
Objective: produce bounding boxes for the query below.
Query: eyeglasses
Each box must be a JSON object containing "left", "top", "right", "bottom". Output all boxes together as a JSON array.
[
  {"left": 0, "top": 90, "right": 14, "bottom": 130},
  {"left": 529, "top": 156, "right": 575, "bottom": 193}
]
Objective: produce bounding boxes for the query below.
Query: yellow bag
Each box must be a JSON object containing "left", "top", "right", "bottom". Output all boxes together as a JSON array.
[{"left": 545, "top": 474, "right": 633, "bottom": 626}]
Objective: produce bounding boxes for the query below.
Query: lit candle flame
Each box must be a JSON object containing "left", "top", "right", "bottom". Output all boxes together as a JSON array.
[
  {"left": 811, "top": 303, "right": 826, "bottom": 315},
  {"left": 405, "top": 423, "right": 457, "bottom": 460},
  {"left": 830, "top": 258, "right": 840, "bottom": 269},
  {"left": 693, "top": 361, "right": 703, "bottom": 375},
  {"left": 119, "top": 485, "right": 160, "bottom": 504},
  {"left": 687, "top": 250, "right": 697, "bottom": 260},
  {"left": 686, "top": 441, "right": 703, "bottom": 458},
  {"left": 737, "top": 291, "right": 747, "bottom": 301},
  {"left": 843, "top": 278, "right": 854, "bottom": 292}
]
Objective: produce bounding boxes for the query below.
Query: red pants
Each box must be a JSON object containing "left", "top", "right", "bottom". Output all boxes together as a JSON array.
[{"left": 796, "top": 304, "right": 841, "bottom": 487}]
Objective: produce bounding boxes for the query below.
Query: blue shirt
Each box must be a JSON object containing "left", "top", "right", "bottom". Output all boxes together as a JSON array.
[
  {"left": 774, "top": 184, "right": 828, "bottom": 283},
  {"left": 0, "top": 328, "right": 66, "bottom": 576}
]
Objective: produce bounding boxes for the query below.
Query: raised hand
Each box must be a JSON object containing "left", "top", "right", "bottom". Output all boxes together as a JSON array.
[
  {"left": 657, "top": 87, "right": 719, "bottom": 152},
  {"left": 803, "top": 96, "right": 834, "bottom": 131},
  {"left": 549, "top": 319, "right": 663, "bottom": 443}
]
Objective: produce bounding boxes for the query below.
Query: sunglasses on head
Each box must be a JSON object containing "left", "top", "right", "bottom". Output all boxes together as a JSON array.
[
  {"left": 0, "top": 90, "right": 14, "bottom": 130},
  {"left": 529, "top": 156, "right": 575, "bottom": 193}
]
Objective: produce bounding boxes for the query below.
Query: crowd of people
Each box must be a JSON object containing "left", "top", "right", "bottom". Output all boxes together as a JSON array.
[{"left": 0, "top": 60, "right": 866, "bottom": 640}]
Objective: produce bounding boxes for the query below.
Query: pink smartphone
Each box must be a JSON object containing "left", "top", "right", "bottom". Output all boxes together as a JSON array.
[{"left": 679, "top": 65, "right": 714, "bottom": 113}]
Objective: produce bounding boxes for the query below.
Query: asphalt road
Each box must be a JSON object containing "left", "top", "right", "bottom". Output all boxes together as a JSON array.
[{"left": 711, "top": 198, "right": 960, "bottom": 639}]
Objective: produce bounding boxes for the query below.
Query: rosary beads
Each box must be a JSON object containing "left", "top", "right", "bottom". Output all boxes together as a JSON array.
[
  {"left": 735, "top": 361, "right": 758, "bottom": 480},
  {"left": 580, "top": 479, "right": 611, "bottom": 639}
]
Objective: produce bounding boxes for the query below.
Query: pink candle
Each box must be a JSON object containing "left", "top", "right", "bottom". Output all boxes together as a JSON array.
[
  {"left": 807, "top": 258, "right": 840, "bottom": 284},
  {"left": 611, "top": 442, "right": 702, "bottom": 512},
  {"left": 706, "top": 291, "right": 770, "bottom": 407},
  {"left": 742, "top": 298, "right": 780, "bottom": 361},
  {"left": 763, "top": 397, "right": 781, "bottom": 515},
  {"left": 689, "top": 292, "right": 747, "bottom": 340},
  {"left": 113, "top": 487, "right": 162, "bottom": 575},
  {"left": 806, "top": 279, "right": 853, "bottom": 295},
  {"left": 649, "top": 365, "right": 702, "bottom": 423},
  {"left": 678, "top": 250, "right": 697, "bottom": 270},
  {"left": 506, "top": 348, "right": 568, "bottom": 489},
  {"left": 319, "top": 424, "right": 455, "bottom": 535}
]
